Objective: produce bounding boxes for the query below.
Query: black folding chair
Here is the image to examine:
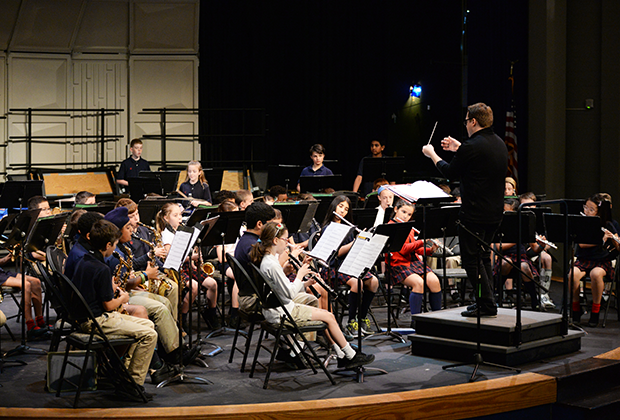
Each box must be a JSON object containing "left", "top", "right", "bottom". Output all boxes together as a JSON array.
[
  {"left": 55, "top": 273, "right": 147, "bottom": 408},
  {"left": 248, "top": 263, "right": 336, "bottom": 389},
  {"left": 226, "top": 253, "right": 264, "bottom": 372}
]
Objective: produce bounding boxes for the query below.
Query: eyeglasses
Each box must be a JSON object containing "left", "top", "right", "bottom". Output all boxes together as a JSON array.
[
  {"left": 463, "top": 118, "right": 473, "bottom": 127},
  {"left": 583, "top": 205, "right": 598, "bottom": 214}
]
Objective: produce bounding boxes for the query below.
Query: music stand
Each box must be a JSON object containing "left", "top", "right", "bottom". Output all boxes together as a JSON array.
[
  {"left": 267, "top": 164, "right": 303, "bottom": 193},
  {"left": 139, "top": 171, "right": 180, "bottom": 194},
  {"left": 128, "top": 177, "right": 164, "bottom": 202},
  {"left": 562, "top": 199, "right": 586, "bottom": 215},
  {"left": 369, "top": 222, "right": 415, "bottom": 343},
  {"left": 191, "top": 216, "right": 224, "bottom": 358},
  {"left": 186, "top": 207, "right": 213, "bottom": 228},
  {"left": 274, "top": 202, "right": 311, "bottom": 234},
  {"left": 76, "top": 202, "right": 116, "bottom": 215},
  {"left": 350, "top": 208, "right": 379, "bottom": 231},
  {"left": 544, "top": 212, "right": 602, "bottom": 333},
  {"left": 413, "top": 205, "right": 460, "bottom": 308},
  {"left": 361, "top": 157, "right": 406, "bottom": 185},
  {"left": 3, "top": 209, "right": 45, "bottom": 357},
  {"left": 0, "top": 180, "right": 44, "bottom": 213},
  {"left": 137, "top": 199, "right": 179, "bottom": 227},
  {"left": 202, "top": 211, "right": 247, "bottom": 338},
  {"left": 299, "top": 175, "right": 343, "bottom": 193}
]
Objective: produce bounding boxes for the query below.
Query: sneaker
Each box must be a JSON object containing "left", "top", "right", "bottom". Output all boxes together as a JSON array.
[
  {"left": 461, "top": 307, "right": 497, "bottom": 318},
  {"left": 588, "top": 312, "right": 600, "bottom": 328},
  {"left": 27, "top": 326, "right": 52, "bottom": 341},
  {"left": 150, "top": 362, "right": 179, "bottom": 385},
  {"left": 541, "top": 294, "right": 555, "bottom": 309},
  {"left": 337, "top": 351, "right": 375, "bottom": 370},
  {"left": 346, "top": 319, "right": 359, "bottom": 337},
  {"left": 359, "top": 317, "right": 373, "bottom": 336}
]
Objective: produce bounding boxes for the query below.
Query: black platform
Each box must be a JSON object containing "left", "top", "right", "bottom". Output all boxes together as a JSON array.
[{"left": 409, "top": 307, "right": 584, "bottom": 366}]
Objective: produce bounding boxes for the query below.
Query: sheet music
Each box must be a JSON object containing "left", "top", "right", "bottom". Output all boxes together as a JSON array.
[
  {"left": 386, "top": 181, "right": 450, "bottom": 203},
  {"left": 339, "top": 232, "right": 388, "bottom": 278},
  {"left": 306, "top": 222, "right": 352, "bottom": 263},
  {"left": 163, "top": 226, "right": 200, "bottom": 270}
]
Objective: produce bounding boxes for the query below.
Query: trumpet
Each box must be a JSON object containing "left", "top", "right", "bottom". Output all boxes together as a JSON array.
[{"left": 535, "top": 234, "right": 558, "bottom": 250}]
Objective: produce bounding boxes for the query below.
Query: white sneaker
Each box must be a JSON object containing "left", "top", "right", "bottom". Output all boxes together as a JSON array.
[{"left": 541, "top": 294, "right": 555, "bottom": 309}]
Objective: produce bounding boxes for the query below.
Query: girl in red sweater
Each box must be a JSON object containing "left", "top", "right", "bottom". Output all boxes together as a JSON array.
[{"left": 386, "top": 199, "right": 442, "bottom": 328}]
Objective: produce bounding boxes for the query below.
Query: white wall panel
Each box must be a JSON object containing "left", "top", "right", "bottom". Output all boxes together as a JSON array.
[{"left": 9, "top": 56, "right": 69, "bottom": 109}]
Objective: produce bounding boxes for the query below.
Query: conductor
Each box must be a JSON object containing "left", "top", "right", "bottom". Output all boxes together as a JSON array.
[{"left": 422, "top": 102, "right": 508, "bottom": 317}]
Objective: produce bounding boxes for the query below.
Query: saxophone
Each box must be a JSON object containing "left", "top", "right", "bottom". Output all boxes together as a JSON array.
[
  {"left": 112, "top": 251, "right": 130, "bottom": 314},
  {"left": 131, "top": 232, "right": 175, "bottom": 295}
]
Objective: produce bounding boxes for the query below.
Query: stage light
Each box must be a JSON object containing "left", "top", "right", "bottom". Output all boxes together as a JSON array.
[{"left": 410, "top": 84, "right": 422, "bottom": 98}]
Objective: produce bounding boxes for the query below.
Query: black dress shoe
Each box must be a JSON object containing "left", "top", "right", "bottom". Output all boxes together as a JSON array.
[
  {"left": 587, "top": 312, "right": 600, "bottom": 328},
  {"left": 337, "top": 352, "right": 375, "bottom": 369},
  {"left": 461, "top": 307, "right": 497, "bottom": 317},
  {"left": 150, "top": 362, "right": 179, "bottom": 385}
]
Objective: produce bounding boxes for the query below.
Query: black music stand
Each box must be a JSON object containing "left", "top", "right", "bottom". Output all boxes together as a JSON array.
[
  {"left": 76, "top": 202, "right": 116, "bottom": 215},
  {"left": 139, "top": 171, "right": 180, "bottom": 194},
  {"left": 361, "top": 157, "right": 406, "bottom": 184},
  {"left": 267, "top": 164, "right": 303, "bottom": 193},
  {"left": 3, "top": 209, "right": 44, "bottom": 358},
  {"left": 441, "top": 220, "right": 522, "bottom": 382},
  {"left": 0, "top": 180, "right": 43, "bottom": 213},
  {"left": 137, "top": 199, "right": 179, "bottom": 226},
  {"left": 544, "top": 212, "right": 602, "bottom": 333},
  {"left": 158, "top": 224, "right": 211, "bottom": 387},
  {"left": 312, "top": 195, "right": 337, "bottom": 225},
  {"left": 562, "top": 199, "right": 587, "bottom": 215},
  {"left": 274, "top": 202, "right": 311, "bottom": 234},
  {"left": 128, "top": 177, "right": 164, "bottom": 202},
  {"left": 203, "top": 211, "right": 247, "bottom": 338},
  {"left": 413, "top": 205, "right": 460, "bottom": 307},
  {"left": 368, "top": 222, "right": 415, "bottom": 343},
  {"left": 299, "top": 175, "right": 343, "bottom": 193},
  {"left": 191, "top": 216, "right": 224, "bottom": 359},
  {"left": 350, "top": 208, "right": 379, "bottom": 231},
  {"left": 186, "top": 207, "right": 213, "bottom": 228}
]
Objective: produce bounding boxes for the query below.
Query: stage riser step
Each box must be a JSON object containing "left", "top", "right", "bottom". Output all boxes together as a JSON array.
[
  {"left": 409, "top": 332, "right": 583, "bottom": 366},
  {"left": 415, "top": 321, "right": 562, "bottom": 347},
  {"left": 553, "top": 400, "right": 620, "bottom": 420},
  {"left": 540, "top": 358, "right": 620, "bottom": 402}
]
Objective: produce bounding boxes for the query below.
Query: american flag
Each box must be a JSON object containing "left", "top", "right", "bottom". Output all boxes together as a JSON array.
[{"left": 504, "top": 101, "right": 518, "bottom": 181}]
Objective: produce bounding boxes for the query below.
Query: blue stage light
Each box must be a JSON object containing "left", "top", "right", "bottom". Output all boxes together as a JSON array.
[{"left": 411, "top": 84, "right": 422, "bottom": 98}]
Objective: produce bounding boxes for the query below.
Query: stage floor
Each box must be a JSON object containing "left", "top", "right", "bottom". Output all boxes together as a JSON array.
[{"left": 1, "top": 281, "right": 618, "bottom": 410}]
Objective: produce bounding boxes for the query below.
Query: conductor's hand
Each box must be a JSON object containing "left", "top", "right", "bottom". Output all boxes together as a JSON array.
[
  {"left": 422, "top": 144, "right": 435, "bottom": 158},
  {"left": 441, "top": 136, "right": 461, "bottom": 152}
]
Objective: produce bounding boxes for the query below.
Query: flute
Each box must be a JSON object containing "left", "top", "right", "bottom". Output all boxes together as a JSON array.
[
  {"left": 332, "top": 211, "right": 362, "bottom": 233},
  {"left": 535, "top": 234, "right": 558, "bottom": 250},
  {"left": 601, "top": 227, "right": 620, "bottom": 245}
]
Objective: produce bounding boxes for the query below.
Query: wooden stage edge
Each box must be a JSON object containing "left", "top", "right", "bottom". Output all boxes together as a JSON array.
[{"left": 0, "top": 371, "right": 556, "bottom": 420}]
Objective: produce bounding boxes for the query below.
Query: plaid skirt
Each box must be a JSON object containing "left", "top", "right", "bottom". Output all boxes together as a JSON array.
[
  {"left": 320, "top": 267, "right": 373, "bottom": 287},
  {"left": 180, "top": 260, "right": 209, "bottom": 285},
  {"left": 574, "top": 258, "right": 614, "bottom": 278},
  {"left": 493, "top": 250, "right": 539, "bottom": 278},
  {"left": 388, "top": 262, "right": 432, "bottom": 285}
]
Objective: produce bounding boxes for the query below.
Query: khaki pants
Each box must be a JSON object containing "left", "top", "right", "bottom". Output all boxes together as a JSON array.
[
  {"left": 129, "top": 291, "right": 179, "bottom": 353},
  {"left": 82, "top": 311, "right": 157, "bottom": 385}
]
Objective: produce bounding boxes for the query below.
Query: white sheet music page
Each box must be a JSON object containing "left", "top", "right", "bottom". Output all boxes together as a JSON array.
[
  {"left": 387, "top": 181, "right": 450, "bottom": 203},
  {"left": 163, "top": 227, "right": 197, "bottom": 270},
  {"left": 339, "top": 232, "right": 389, "bottom": 278},
  {"left": 306, "top": 222, "right": 353, "bottom": 263}
]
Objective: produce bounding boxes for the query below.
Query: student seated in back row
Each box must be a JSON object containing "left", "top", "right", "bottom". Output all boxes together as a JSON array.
[{"left": 297, "top": 143, "right": 334, "bottom": 192}]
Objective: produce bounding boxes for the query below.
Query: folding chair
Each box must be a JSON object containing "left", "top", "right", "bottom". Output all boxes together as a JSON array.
[
  {"left": 226, "top": 253, "right": 264, "bottom": 372},
  {"left": 248, "top": 263, "right": 336, "bottom": 389},
  {"left": 37, "top": 262, "right": 74, "bottom": 352},
  {"left": 55, "top": 273, "right": 148, "bottom": 407}
]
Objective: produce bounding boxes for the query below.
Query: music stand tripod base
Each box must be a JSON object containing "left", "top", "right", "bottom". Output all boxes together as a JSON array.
[
  {"left": 156, "top": 370, "right": 213, "bottom": 388},
  {"left": 333, "top": 365, "right": 388, "bottom": 383},
  {"left": 442, "top": 353, "right": 521, "bottom": 382}
]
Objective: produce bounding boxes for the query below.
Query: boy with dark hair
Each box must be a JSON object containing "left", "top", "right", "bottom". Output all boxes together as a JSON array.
[
  {"left": 353, "top": 139, "right": 386, "bottom": 196},
  {"left": 75, "top": 191, "right": 96, "bottom": 205},
  {"left": 71, "top": 220, "right": 157, "bottom": 399},
  {"left": 213, "top": 189, "right": 236, "bottom": 205},
  {"left": 235, "top": 189, "right": 253, "bottom": 210},
  {"left": 297, "top": 143, "right": 334, "bottom": 192},
  {"left": 27, "top": 195, "right": 52, "bottom": 218},
  {"left": 116, "top": 138, "right": 151, "bottom": 187},
  {"left": 269, "top": 185, "right": 288, "bottom": 202},
  {"left": 234, "top": 202, "right": 276, "bottom": 276}
]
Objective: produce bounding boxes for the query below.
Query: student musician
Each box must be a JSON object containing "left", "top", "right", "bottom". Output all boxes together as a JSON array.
[
  {"left": 179, "top": 160, "right": 212, "bottom": 207},
  {"left": 353, "top": 139, "right": 386, "bottom": 196},
  {"left": 493, "top": 200, "right": 544, "bottom": 310},
  {"left": 373, "top": 185, "right": 394, "bottom": 227},
  {"left": 297, "top": 143, "right": 334, "bottom": 192},
  {"left": 250, "top": 221, "right": 374, "bottom": 370},
  {"left": 386, "top": 199, "right": 442, "bottom": 328},
  {"left": 318, "top": 195, "right": 379, "bottom": 337},
  {"left": 156, "top": 203, "right": 219, "bottom": 330},
  {"left": 570, "top": 194, "right": 618, "bottom": 327},
  {"left": 116, "top": 138, "right": 151, "bottom": 188},
  {"left": 519, "top": 192, "right": 555, "bottom": 308},
  {"left": 505, "top": 177, "right": 517, "bottom": 197},
  {"left": 71, "top": 219, "right": 157, "bottom": 399}
]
